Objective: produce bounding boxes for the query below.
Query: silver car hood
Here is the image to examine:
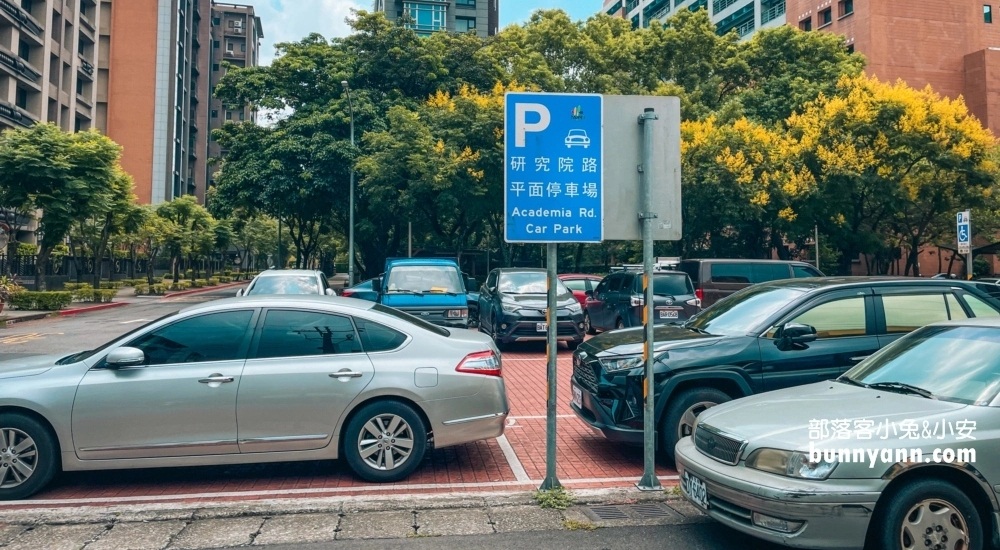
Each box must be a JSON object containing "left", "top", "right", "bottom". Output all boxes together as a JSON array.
[
  {"left": 697, "top": 381, "right": 969, "bottom": 450},
  {"left": 0, "top": 354, "right": 61, "bottom": 379}
]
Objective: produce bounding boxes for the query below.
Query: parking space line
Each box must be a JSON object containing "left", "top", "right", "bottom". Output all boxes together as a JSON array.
[
  {"left": 5, "top": 475, "right": 680, "bottom": 506},
  {"left": 496, "top": 434, "right": 530, "bottom": 482}
]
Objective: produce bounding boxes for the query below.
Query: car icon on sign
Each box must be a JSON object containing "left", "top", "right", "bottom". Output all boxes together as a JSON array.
[{"left": 564, "top": 129, "right": 590, "bottom": 149}]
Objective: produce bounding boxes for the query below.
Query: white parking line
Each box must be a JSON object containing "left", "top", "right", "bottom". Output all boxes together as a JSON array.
[
  {"left": 496, "top": 434, "right": 530, "bottom": 482},
  {"left": 1, "top": 475, "right": 681, "bottom": 506}
]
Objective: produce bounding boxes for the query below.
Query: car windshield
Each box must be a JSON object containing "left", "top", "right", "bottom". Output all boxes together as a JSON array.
[
  {"left": 247, "top": 274, "right": 320, "bottom": 295},
  {"left": 685, "top": 285, "right": 806, "bottom": 336},
  {"left": 499, "top": 272, "right": 571, "bottom": 295},
  {"left": 649, "top": 274, "right": 693, "bottom": 296},
  {"left": 843, "top": 325, "right": 1000, "bottom": 405},
  {"left": 386, "top": 266, "right": 463, "bottom": 293},
  {"left": 55, "top": 311, "right": 179, "bottom": 364}
]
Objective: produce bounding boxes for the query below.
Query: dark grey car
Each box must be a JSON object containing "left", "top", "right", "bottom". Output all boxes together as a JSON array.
[
  {"left": 583, "top": 270, "right": 700, "bottom": 334},
  {"left": 477, "top": 268, "right": 585, "bottom": 350}
]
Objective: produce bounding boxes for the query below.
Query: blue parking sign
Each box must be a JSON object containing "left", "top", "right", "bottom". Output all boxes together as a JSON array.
[{"left": 504, "top": 93, "right": 603, "bottom": 243}]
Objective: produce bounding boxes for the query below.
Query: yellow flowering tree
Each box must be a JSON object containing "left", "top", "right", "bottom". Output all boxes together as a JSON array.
[{"left": 787, "top": 75, "right": 999, "bottom": 275}]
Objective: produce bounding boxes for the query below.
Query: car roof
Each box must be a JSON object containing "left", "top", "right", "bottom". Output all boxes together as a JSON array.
[
  {"left": 758, "top": 276, "right": 992, "bottom": 291},
  {"left": 179, "top": 295, "right": 374, "bottom": 314},
  {"left": 498, "top": 267, "right": 546, "bottom": 273},
  {"left": 255, "top": 269, "right": 323, "bottom": 277},
  {"left": 679, "top": 258, "right": 813, "bottom": 265},
  {"left": 927, "top": 315, "right": 1000, "bottom": 329},
  {"left": 558, "top": 273, "right": 602, "bottom": 279}
]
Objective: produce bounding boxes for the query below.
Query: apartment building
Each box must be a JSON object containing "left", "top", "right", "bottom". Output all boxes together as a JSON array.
[
  {"left": 0, "top": 0, "right": 103, "bottom": 133},
  {"left": 603, "top": 0, "right": 786, "bottom": 38},
  {"left": 207, "top": 1, "right": 262, "bottom": 195},
  {"left": 373, "top": 0, "right": 499, "bottom": 38}
]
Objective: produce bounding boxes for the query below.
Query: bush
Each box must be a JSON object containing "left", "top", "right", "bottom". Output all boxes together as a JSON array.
[
  {"left": 207, "top": 277, "right": 219, "bottom": 286},
  {"left": 8, "top": 291, "right": 73, "bottom": 311},
  {"left": 135, "top": 284, "right": 168, "bottom": 296},
  {"left": 63, "top": 282, "right": 89, "bottom": 292},
  {"left": 192, "top": 279, "right": 206, "bottom": 288},
  {"left": 95, "top": 289, "right": 117, "bottom": 303},
  {"left": 74, "top": 288, "right": 95, "bottom": 302},
  {"left": 167, "top": 281, "right": 192, "bottom": 291},
  {"left": 99, "top": 281, "right": 125, "bottom": 290}
]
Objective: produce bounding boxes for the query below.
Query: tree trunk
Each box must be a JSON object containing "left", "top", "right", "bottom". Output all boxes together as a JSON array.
[{"left": 35, "top": 245, "right": 52, "bottom": 291}]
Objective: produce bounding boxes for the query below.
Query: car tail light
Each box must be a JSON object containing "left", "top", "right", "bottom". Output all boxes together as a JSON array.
[
  {"left": 630, "top": 295, "right": 644, "bottom": 307},
  {"left": 456, "top": 350, "right": 502, "bottom": 377},
  {"left": 446, "top": 309, "right": 468, "bottom": 318},
  {"left": 686, "top": 298, "right": 702, "bottom": 308},
  {"left": 695, "top": 288, "right": 704, "bottom": 302},
  {"left": 341, "top": 290, "right": 354, "bottom": 297}
]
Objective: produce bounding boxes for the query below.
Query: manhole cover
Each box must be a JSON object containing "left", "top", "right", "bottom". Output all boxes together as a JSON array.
[
  {"left": 583, "top": 502, "right": 679, "bottom": 521},
  {"left": 630, "top": 502, "right": 676, "bottom": 519}
]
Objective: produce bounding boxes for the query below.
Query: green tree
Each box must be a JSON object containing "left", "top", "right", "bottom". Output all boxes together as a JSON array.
[
  {"left": 0, "top": 124, "right": 125, "bottom": 289},
  {"left": 156, "top": 196, "right": 215, "bottom": 282}
]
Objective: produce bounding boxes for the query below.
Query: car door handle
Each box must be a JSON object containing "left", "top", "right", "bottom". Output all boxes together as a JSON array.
[
  {"left": 198, "top": 375, "right": 235, "bottom": 383},
  {"left": 329, "top": 371, "right": 365, "bottom": 378},
  {"left": 850, "top": 356, "right": 870, "bottom": 362}
]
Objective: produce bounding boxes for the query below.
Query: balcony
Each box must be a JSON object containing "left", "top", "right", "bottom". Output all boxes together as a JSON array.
[
  {"left": 762, "top": 1, "right": 785, "bottom": 24},
  {"left": 0, "top": 47, "right": 41, "bottom": 82},
  {"left": 0, "top": 100, "right": 37, "bottom": 127},
  {"left": 225, "top": 26, "right": 244, "bottom": 36},
  {"left": 0, "top": 0, "right": 44, "bottom": 37},
  {"left": 78, "top": 56, "right": 94, "bottom": 76}
]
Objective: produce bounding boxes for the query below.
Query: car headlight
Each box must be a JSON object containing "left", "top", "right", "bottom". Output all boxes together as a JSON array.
[
  {"left": 598, "top": 354, "right": 644, "bottom": 373},
  {"left": 501, "top": 302, "right": 522, "bottom": 313},
  {"left": 745, "top": 448, "right": 837, "bottom": 480},
  {"left": 567, "top": 302, "right": 582, "bottom": 314}
]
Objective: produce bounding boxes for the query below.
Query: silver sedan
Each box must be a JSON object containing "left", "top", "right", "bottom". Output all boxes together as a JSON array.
[{"left": 0, "top": 296, "right": 508, "bottom": 500}]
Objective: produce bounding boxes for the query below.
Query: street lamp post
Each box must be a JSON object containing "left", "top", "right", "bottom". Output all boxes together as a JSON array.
[{"left": 342, "top": 80, "right": 356, "bottom": 287}]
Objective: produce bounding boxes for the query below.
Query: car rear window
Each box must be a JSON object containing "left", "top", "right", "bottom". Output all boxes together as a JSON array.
[
  {"left": 752, "top": 263, "right": 793, "bottom": 283},
  {"left": 633, "top": 274, "right": 693, "bottom": 295},
  {"left": 710, "top": 263, "right": 752, "bottom": 284}
]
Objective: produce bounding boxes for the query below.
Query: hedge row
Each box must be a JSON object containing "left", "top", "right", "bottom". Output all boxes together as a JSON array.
[{"left": 7, "top": 291, "right": 74, "bottom": 311}]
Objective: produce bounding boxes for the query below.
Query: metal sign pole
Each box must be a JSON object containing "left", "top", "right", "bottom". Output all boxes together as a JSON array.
[
  {"left": 540, "top": 242, "right": 562, "bottom": 490},
  {"left": 967, "top": 215, "right": 974, "bottom": 280},
  {"left": 637, "top": 108, "right": 662, "bottom": 491}
]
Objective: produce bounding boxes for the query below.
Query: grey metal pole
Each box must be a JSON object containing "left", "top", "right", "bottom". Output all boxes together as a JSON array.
[
  {"left": 539, "top": 242, "right": 562, "bottom": 490},
  {"left": 814, "top": 224, "right": 820, "bottom": 270},
  {"left": 968, "top": 217, "right": 974, "bottom": 280},
  {"left": 637, "top": 107, "right": 662, "bottom": 491},
  {"left": 342, "top": 80, "right": 356, "bottom": 286}
]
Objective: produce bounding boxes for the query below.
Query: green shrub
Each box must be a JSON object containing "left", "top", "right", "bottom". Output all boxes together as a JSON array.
[
  {"left": 192, "top": 279, "right": 206, "bottom": 288},
  {"left": 95, "top": 289, "right": 117, "bottom": 302},
  {"left": 217, "top": 276, "right": 231, "bottom": 283},
  {"left": 99, "top": 281, "right": 125, "bottom": 290},
  {"left": 8, "top": 291, "right": 73, "bottom": 311},
  {"left": 63, "top": 282, "right": 89, "bottom": 292},
  {"left": 167, "top": 281, "right": 192, "bottom": 291},
  {"left": 207, "top": 277, "right": 219, "bottom": 286},
  {"left": 74, "top": 288, "right": 95, "bottom": 302}
]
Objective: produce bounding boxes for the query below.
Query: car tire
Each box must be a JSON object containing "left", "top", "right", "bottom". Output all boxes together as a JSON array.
[
  {"left": 615, "top": 318, "right": 625, "bottom": 330},
  {"left": 490, "top": 313, "right": 507, "bottom": 351},
  {"left": 0, "top": 413, "right": 59, "bottom": 501},
  {"left": 467, "top": 305, "right": 479, "bottom": 329},
  {"left": 869, "top": 479, "right": 982, "bottom": 550},
  {"left": 584, "top": 312, "right": 596, "bottom": 335},
  {"left": 659, "top": 388, "right": 730, "bottom": 467},
  {"left": 343, "top": 401, "right": 427, "bottom": 483}
]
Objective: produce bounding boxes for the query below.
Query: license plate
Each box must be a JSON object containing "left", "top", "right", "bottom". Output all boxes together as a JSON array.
[
  {"left": 536, "top": 322, "right": 547, "bottom": 332},
  {"left": 659, "top": 309, "right": 679, "bottom": 319},
  {"left": 681, "top": 470, "right": 709, "bottom": 510},
  {"left": 571, "top": 384, "right": 583, "bottom": 409}
]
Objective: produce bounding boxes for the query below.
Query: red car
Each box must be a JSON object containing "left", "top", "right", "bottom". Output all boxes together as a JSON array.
[{"left": 558, "top": 273, "right": 604, "bottom": 307}]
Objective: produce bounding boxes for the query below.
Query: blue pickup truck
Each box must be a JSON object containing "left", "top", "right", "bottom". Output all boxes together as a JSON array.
[{"left": 369, "top": 258, "right": 477, "bottom": 328}]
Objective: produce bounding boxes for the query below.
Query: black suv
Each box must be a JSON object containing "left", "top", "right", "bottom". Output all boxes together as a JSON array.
[
  {"left": 478, "top": 268, "right": 585, "bottom": 350},
  {"left": 570, "top": 277, "right": 1000, "bottom": 464},
  {"left": 583, "top": 270, "right": 700, "bottom": 333}
]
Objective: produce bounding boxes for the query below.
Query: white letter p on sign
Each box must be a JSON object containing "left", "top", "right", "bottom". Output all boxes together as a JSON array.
[{"left": 514, "top": 103, "right": 550, "bottom": 147}]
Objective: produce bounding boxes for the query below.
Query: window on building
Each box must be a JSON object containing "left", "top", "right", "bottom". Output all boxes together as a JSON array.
[
  {"left": 76, "top": 79, "right": 84, "bottom": 95},
  {"left": 455, "top": 0, "right": 475, "bottom": 6},
  {"left": 20, "top": 0, "right": 32, "bottom": 12},
  {"left": 819, "top": 7, "right": 832, "bottom": 26},
  {"left": 240, "top": 43, "right": 246, "bottom": 52},
  {"left": 847, "top": 44, "right": 855, "bottom": 54},
  {"left": 228, "top": 19, "right": 235, "bottom": 27},
  {"left": 15, "top": 88, "right": 28, "bottom": 109},
  {"left": 213, "top": 40, "right": 220, "bottom": 48},
  {"left": 839, "top": 0, "right": 853, "bottom": 17},
  {"left": 456, "top": 16, "right": 476, "bottom": 32},
  {"left": 211, "top": 109, "right": 218, "bottom": 118},
  {"left": 227, "top": 41, "right": 234, "bottom": 51},
  {"left": 225, "top": 111, "right": 232, "bottom": 120},
  {"left": 238, "top": 110, "right": 245, "bottom": 120},
  {"left": 213, "top": 63, "right": 219, "bottom": 71},
  {"left": 986, "top": 5, "right": 994, "bottom": 23},
  {"left": 17, "top": 40, "right": 30, "bottom": 61},
  {"left": 402, "top": 2, "right": 447, "bottom": 36},
  {"left": 799, "top": 16, "right": 812, "bottom": 31},
  {"left": 212, "top": 16, "right": 220, "bottom": 25}
]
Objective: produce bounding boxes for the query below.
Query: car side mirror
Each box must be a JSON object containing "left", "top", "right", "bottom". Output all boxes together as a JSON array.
[
  {"left": 106, "top": 347, "right": 145, "bottom": 368},
  {"left": 325, "top": 288, "right": 336, "bottom": 296},
  {"left": 235, "top": 288, "right": 244, "bottom": 297},
  {"left": 776, "top": 323, "right": 817, "bottom": 350},
  {"left": 372, "top": 277, "right": 382, "bottom": 292}
]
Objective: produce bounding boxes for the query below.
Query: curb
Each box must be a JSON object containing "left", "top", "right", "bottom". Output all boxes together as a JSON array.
[
  {"left": 58, "top": 301, "right": 130, "bottom": 316},
  {"left": 1, "top": 312, "right": 52, "bottom": 326},
  {"left": 163, "top": 281, "right": 247, "bottom": 298}
]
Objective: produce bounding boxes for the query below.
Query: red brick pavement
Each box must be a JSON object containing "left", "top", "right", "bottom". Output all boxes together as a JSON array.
[{"left": 4, "top": 344, "right": 676, "bottom": 508}]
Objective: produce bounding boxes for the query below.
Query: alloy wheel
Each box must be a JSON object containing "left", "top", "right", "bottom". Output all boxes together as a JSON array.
[
  {"left": 677, "top": 401, "right": 717, "bottom": 441},
  {"left": 900, "top": 498, "right": 970, "bottom": 550},
  {"left": 0, "top": 427, "right": 37, "bottom": 489},
  {"left": 356, "top": 413, "right": 415, "bottom": 472}
]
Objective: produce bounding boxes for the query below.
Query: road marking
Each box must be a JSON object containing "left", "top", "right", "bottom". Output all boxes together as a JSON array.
[
  {"left": 496, "top": 434, "right": 531, "bottom": 482},
  {"left": 509, "top": 415, "right": 575, "bottom": 420},
  {"left": 1, "top": 475, "right": 681, "bottom": 506},
  {"left": 119, "top": 319, "right": 148, "bottom": 324},
  {"left": 0, "top": 333, "right": 45, "bottom": 345}
]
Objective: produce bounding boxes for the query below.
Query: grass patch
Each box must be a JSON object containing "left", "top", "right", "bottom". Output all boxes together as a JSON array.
[
  {"left": 563, "top": 519, "right": 598, "bottom": 531},
  {"left": 533, "top": 486, "right": 574, "bottom": 510},
  {"left": 667, "top": 485, "right": 682, "bottom": 497}
]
